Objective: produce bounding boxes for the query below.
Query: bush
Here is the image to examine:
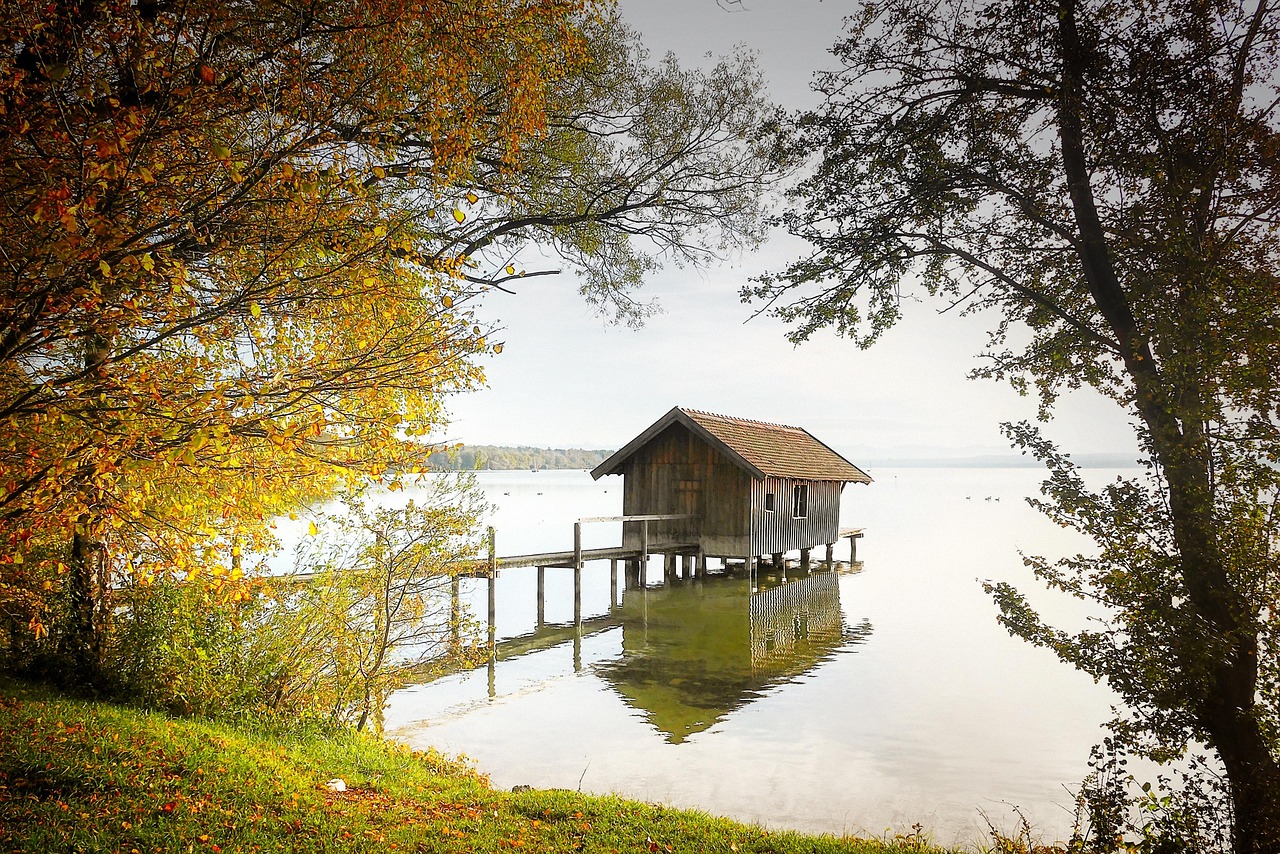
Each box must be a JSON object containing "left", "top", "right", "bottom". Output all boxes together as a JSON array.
[
  {"left": 103, "top": 574, "right": 264, "bottom": 717},
  {"left": 1068, "top": 741, "right": 1233, "bottom": 854}
]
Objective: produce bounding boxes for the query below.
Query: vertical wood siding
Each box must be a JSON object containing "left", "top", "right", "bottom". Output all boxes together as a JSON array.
[{"left": 749, "top": 477, "right": 842, "bottom": 555}]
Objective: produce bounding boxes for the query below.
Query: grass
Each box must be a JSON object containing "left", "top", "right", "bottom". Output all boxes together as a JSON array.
[{"left": 0, "top": 677, "right": 957, "bottom": 854}]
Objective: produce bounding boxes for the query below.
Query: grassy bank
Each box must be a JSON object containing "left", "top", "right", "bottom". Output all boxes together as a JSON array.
[{"left": 0, "top": 678, "right": 954, "bottom": 854}]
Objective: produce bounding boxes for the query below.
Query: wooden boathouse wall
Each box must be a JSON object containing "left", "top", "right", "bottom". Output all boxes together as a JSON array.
[
  {"left": 620, "top": 421, "right": 752, "bottom": 557},
  {"left": 749, "top": 476, "right": 842, "bottom": 556}
]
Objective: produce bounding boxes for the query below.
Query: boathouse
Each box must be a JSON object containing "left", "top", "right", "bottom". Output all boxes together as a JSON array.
[{"left": 590, "top": 407, "right": 872, "bottom": 567}]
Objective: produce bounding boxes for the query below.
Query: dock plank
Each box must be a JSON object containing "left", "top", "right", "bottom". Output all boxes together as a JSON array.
[{"left": 495, "top": 543, "right": 700, "bottom": 569}]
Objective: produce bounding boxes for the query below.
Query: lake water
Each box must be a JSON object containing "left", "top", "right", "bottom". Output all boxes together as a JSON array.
[{"left": 382, "top": 467, "right": 1134, "bottom": 848}]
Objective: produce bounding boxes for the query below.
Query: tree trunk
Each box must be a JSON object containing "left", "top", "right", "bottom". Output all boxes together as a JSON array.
[
  {"left": 61, "top": 326, "right": 112, "bottom": 682},
  {"left": 64, "top": 511, "right": 106, "bottom": 679},
  {"left": 1206, "top": 689, "right": 1280, "bottom": 853}
]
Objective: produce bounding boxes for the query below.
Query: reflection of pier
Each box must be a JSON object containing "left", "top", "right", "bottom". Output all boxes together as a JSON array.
[
  {"left": 458, "top": 545, "right": 870, "bottom": 742},
  {"left": 459, "top": 515, "right": 864, "bottom": 654}
]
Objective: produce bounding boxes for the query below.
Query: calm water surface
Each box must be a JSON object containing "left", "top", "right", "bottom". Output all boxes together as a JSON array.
[{"left": 383, "top": 467, "right": 1132, "bottom": 847}]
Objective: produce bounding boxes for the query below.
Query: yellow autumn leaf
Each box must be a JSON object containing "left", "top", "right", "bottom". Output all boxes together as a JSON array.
[
  {"left": 308, "top": 521, "right": 319, "bottom": 536},
  {"left": 372, "top": 166, "right": 387, "bottom": 180},
  {"left": 452, "top": 208, "right": 465, "bottom": 223},
  {"left": 442, "top": 295, "right": 454, "bottom": 308},
  {"left": 249, "top": 302, "right": 261, "bottom": 318},
  {"left": 505, "top": 265, "right": 516, "bottom": 275},
  {"left": 494, "top": 342, "right": 504, "bottom": 354},
  {"left": 466, "top": 191, "right": 479, "bottom": 204}
]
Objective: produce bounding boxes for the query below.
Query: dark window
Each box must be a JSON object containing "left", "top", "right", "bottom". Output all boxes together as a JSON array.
[
  {"left": 764, "top": 492, "right": 776, "bottom": 512},
  {"left": 792, "top": 484, "right": 808, "bottom": 518}
]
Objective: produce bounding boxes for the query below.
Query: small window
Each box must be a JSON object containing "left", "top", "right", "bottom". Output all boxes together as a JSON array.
[
  {"left": 792, "top": 484, "right": 808, "bottom": 518},
  {"left": 764, "top": 492, "right": 776, "bottom": 513}
]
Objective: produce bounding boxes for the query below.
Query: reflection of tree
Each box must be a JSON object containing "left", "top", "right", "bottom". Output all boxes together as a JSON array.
[{"left": 594, "top": 573, "right": 872, "bottom": 743}]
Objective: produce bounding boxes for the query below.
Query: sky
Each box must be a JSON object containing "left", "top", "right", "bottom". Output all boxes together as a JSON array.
[{"left": 440, "top": 0, "right": 1140, "bottom": 464}]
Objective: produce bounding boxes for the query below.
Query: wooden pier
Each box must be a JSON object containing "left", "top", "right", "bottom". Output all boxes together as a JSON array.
[{"left": 458, "top": 515, "right": 864, "bottom": 649}]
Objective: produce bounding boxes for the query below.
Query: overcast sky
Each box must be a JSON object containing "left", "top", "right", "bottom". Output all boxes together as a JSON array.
[{"left": 440, "top": 0, "right": 1138, "bottom": 463}]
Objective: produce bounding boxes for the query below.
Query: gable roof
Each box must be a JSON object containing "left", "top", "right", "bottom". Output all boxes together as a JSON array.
[{"left": 590, "top": 406, "right": 873, "bottom": 484}]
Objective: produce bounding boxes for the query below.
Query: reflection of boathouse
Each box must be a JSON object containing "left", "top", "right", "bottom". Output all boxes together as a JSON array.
[
  {"left": 590, "top": 407, "right": 872, "bottom": 568},
  {"left": 595, "top": 572, "right": 871, "bottom": 743}
]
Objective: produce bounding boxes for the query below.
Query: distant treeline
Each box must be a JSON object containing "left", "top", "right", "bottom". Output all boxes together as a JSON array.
[{"left": 426, "top": 445, "right": 610, "bottom": 471}]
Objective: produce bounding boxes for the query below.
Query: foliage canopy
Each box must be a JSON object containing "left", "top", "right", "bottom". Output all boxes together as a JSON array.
[{"left": 0, "top": 0, "right": 784, "bottom": 678}]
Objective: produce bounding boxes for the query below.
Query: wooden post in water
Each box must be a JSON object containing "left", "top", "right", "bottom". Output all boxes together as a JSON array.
[
  {"left": 848, "top": 532, "right": 858, "bottom": 562},
  {"left": 663, "top": 552, "right": 676, "bottom": 585},
  {"left": 536, "top": 566, "right": 545, "bottom": 626},
  {"left": 696, "top": 550, "right": 707, "bottom": 579},
  {"left": 573, "top": 521, "right": 583, "bottom": 626},
  {"left": 610, "top": 559, "right": 618, "bottom": 607},
  {"left": 800, "top": 548, "right": 811, "bottom": 572},
  {"left": 825, "top": 542, "right": 834, "bottom": 571},
  {"left": 639, "top": 520, "right": 649, "bottom": 588},
  {"left": 487, "top": 526, "right": 496, "bottom": 657}
]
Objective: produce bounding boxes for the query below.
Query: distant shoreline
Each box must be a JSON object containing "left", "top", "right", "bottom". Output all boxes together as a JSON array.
[
  {"left": 427, "top": 445, "right": 610, "bottom": 471},
  {"left": 430, "top": 445, "right": 1141, "bottom": 471},
  {"left": 863, "top": 452, "right": 1141, "bottom": 469}
]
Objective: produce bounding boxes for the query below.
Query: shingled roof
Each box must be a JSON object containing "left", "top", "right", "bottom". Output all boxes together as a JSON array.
[{"left": 590, "top": 407, "right": 872, "bottom": 483}]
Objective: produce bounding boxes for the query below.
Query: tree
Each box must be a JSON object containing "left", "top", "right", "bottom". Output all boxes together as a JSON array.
[
  {"left": 267, "top": 477, "right": 489, "bottom": 733},
  {"left": 748, "top": 0, "right": 1280, "bottom": 850},
  {"left": 0, "top": 0, "right": 589, "bottom": 676},
  {"left": 0, "top": 1, "right": 784, "bottom": 676}
]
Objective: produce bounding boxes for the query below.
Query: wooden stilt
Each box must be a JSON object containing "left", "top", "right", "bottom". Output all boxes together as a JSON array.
[
  {"left": 825, "top": 542, "right": 834, "bottom": 571},
  {"left": 610, "top": 559, "right": 618, "bottom": 607},
  {"left": 573, "top": 522, "right": 583, "bottom": 626},
  {"left": 800, "top": 548, "right": 810, "bottom": 572},
  {"left": 487, "top": 526, "right": 497, "bottom": 655},
  {"left": 536, "top": 566, "right": 545, "bottom": 626},
  {"left": 664, "top": 552, "right": 677, "bottom": 584}
]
